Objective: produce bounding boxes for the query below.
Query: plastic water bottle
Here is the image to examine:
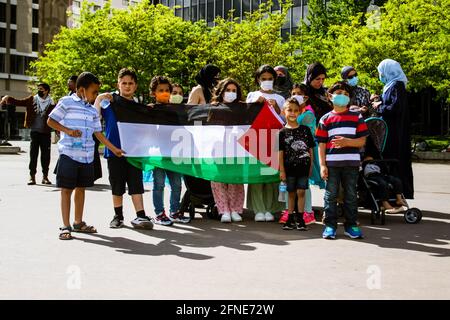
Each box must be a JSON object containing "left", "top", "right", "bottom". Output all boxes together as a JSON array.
[
  {"left": 100, "top": 99, "right": 110, "bottom": 109},
  {"left": 278, "top": 181, "right": 287, "bottom": 202},
  {"left": 72, "top": 136, "right": 83, "bottom": 149}
]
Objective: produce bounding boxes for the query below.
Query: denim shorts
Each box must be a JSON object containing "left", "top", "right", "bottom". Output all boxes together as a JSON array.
[{"left": 286, "top": 175, "right": 309, "bottom": 192}]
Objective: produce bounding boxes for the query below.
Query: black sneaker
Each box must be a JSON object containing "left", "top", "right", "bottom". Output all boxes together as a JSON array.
[
  {"left": 282, "top": 214, "right": 296, "bottom": 230},
  {"left": 169, "top": 211, "right": 191, "bottom": 224},
  {"left": 110, "top": 215, "right": 124, "bottom": 228},
  {"left": 295, "top": 214, "right": 308, "bottom": 231}
]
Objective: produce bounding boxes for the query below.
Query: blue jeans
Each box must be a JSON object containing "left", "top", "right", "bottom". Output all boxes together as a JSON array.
[
  {"left": 152, "top": 168, "right": 182, "bottom": 214},
  {"left": 323, "top": 166, "right": 359, "bottom": 229}
]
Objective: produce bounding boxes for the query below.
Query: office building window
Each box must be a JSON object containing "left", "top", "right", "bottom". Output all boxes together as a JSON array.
[
  {"left": 11, "top": 5, "right": 17, "bottom": 24},
  {"left": 215, "top": 0, "right": 223, "bottom": 18},
  {"left": 199, "top": 0, "right": 205, "bottom": 21},
  {"left": 0, "top": 28, "right": 5, "bottom": 47},
  {"left": 10, "top": 29, "right": 15, "bottom": 49},
  {"left": 224, "top": 0, "right": 232, "bottom": 18},
  {"left": 32, "top": 9, "right": 39, "bottom": 28},
  {"left": 10, "top": 55, "right": 37, "bottom": 75},
  {"left": 32, "top": 33, "right": 39, "bottom": 52},
  {"left": 73, "top": 1, "right": 81, "bottom": 8},
  {"left": 0, "top": 53, "right": 5, "bottom": 73},
  {"left": 0, "top": 3, "right": 5, "bottom": 23},
  {"left": 33, "top": 0, "right": 40, "bottom": 4},
  {"left": 232, "top": 0, "right": 241, "bottom": 19},
  {"left": 207, "top": 0, "right": 214, "bottom": 22}
]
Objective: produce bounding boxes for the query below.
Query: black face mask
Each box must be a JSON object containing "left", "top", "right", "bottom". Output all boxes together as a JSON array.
[
  {"left": 37, "top": 91, "right": 45, "bottom": 98},
  {"left": 277, "top": 77, "right": 286, "bottom": 86}
]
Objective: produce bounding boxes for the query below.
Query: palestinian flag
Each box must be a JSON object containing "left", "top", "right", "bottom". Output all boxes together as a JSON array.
[{"left": 113, "top": 98, "right": 284, "bottom": 184}]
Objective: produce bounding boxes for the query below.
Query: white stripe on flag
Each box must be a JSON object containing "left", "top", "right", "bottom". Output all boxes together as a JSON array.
[
  {"left": 117, "top": 122, "right": 253, "bottom": 158},
  {"left": 326, "top": 153, "right": 361, "bottom": 161}
]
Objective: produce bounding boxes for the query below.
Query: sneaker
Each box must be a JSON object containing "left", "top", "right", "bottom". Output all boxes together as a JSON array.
[
  {"left": 254, "top": 212, "right": 265, "bottom": 222},
  {"left": 295, "top": 214, "right": 308, "bottom": 231},
  {"left": 282, "top": 214, "right": 295, "bottom": 230},
  {"left": 110, "top": 215, "right": 124, "bottom": 228},
  {"left": 231, "top": 212, "right": 242, "bottom": 222},
  {"left": 131, "top": 216, "right": 154, "bottom": 230},
  {"left": 322, "top": 226, "right": 337, "bottom": 239},
  {"left": 279, "top": 210, "right": 289, "bottom": 224},
  {"left": 221, "top": 212, "right": 232, "bottom": 223},
  {"left": 303, "top": 212, "right": 316, "bottom": 225},
  {"left": 153, "top": 212, "right": 173, "bottom": 226},
  {"left": 344, "top": 226, "right": 363, "bottom": 239},
  {"left": 265, "top": 212, "right": 275, "bottom": 222},
  {"left": 169, "top": 211, "right": 191, "bottom": 223}
]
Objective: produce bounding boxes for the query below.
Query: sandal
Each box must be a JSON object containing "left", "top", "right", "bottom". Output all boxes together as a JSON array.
[
  {"left": 72, "top": 221, "right": 97, "bottom": 233},
  {"left": 59, "top": 226, "right": 73, "bottom": 240}
]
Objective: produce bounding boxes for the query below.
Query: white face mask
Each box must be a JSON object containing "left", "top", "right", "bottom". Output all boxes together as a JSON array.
[
  {"left": 292, "top": 95, "right": 305, "bottom": 105},
  {"left": 260, "top": 80, "right": 274, "bottom": 91},
  {"left": 223, "top": 91, "right": 237, "bottom": 103}
]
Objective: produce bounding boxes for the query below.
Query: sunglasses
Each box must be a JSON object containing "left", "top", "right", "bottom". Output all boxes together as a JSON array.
[{"left": 347, "top": 73, "right": 358, "bottom": 79}]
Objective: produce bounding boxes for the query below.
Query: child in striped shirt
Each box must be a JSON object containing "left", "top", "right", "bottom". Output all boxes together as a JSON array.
[{"left": 316, "top": 81, "right": 368, "bottom": 240}]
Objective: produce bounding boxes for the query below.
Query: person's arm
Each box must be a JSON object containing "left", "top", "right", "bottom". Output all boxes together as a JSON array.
[
  {"left": 93, "top": 131, "right": 125, "bottom": 157},
  {"left": 94, "top": 92, "right": 113, "bottom": 118},
  {"left": 2, "top": 95, "right": 34, "bottom": 107},
  {"left": 376, "top": 84, "right": 401, "bottom": 116},
  {"left": 47, "top": 118, "right": 81, "bottom": 137},
  {"left": 319, "top": 143, "right": 328, "bottom": 181},
  {"left": 330, "top": 135, "right": 367, "bottom": 148},
  {"left": 279, "top": 150, "right": 286, "bottom": 181},
  {"left": 187, "top": 86, "right": 205, "bottom": 105}
]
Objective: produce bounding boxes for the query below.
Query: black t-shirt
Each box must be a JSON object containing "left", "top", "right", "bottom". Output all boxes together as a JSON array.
[{"left": 279, "top": 125, "right": 315, "bottom": 177}]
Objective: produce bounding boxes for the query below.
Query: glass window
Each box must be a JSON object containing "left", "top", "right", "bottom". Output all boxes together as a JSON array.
[
  {"left": 32, "top": 33, "right": 39, "bottom": 52},
  {"left": 233, "top": 0, "right": 241, "bottom": 19},
  {"left": 33, "top": 0, "right": 40, "bottom": 4},
  {"left": 0, "top": 3, "right": 6, "bottom": 23},
  {"left": 175, "top": 0, "right": 183, "bottom": 7},
  {"left": 272, "top": 0, "right": 280, "bottom": 11},
  {"left": 252, "top": 0, "right": 260, "bottom": 11},
  {"left": 243, "top": 0, "right": 250, "bottom": 14},
  {"left": 0, "top": 53, "right": 5, "bottom": 73},
  {"left": 292, "top": 5, "right": 302, "bottom": 25},
  {"left": 207, "top": 0, "right": 214, "bottom": 22},
  {"left": 281, "top": 28, "right": 290, "bottom": 42},
  {"left": 175, "top": 8, "right": 182, "bottom": 17},
  {"left": 215, "top": 0, "right": 223, "bottom": 18},
  {"left": 32, "top": 9, "right": 39, "bottom": 28},
  {"left": 199, "top": 0, "right": 205, "bottom": 20},
  {"left": 224, "top": 0, "right": 232, "bottom": 18},
  {"left": 11, "top": 5, "right": 17, "bottom": 25},
  {"left": 0, "top": 28, "right": 5, "bottom": 47},
  {"left": 183, "top": 6, "right": 190, "bottom": 20},
  {"left": 191, "top": 4, "right": 197, "bottom": 21},
  {"left": 10, "top": 29, "right": 15, "bottom": 49}
]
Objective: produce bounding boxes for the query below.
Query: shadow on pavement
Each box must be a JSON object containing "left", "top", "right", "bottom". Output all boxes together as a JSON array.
[{"left": 76, "top": 209, "right": 450, "bottom": 259}]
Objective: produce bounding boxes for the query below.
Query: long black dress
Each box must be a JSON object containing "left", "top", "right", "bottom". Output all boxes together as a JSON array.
[{"left": 378, "top": 81, "right": 414, "bottom": 199}]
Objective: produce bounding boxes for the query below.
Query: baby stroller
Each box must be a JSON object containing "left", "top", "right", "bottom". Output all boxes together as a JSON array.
[
  {"left": 357, "top": 117, "right": 422, "bottom": 225},
  {"left": 179, "top": 175, "right": 219, "bottom": 220}
]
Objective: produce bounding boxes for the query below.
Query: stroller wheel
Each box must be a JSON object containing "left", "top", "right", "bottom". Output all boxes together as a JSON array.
[{"left": 404, "top": 208, "right": 422, "bottom": 224}]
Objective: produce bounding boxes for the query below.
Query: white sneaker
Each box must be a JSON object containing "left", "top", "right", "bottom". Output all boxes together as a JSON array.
[
  {"left": 231, "top": 212, "right": 242, "bottom": 222},
  {"left": 221, "top": 212, "right": 232, "bottom": 223},
  {"left": 254, "top": 212, "right": 265, "bottom": 222},
  {"left": 265, "top": 212, "right": 275, "bottom": 222}
]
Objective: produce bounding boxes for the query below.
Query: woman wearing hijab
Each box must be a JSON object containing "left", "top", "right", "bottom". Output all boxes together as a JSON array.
[
  {"left": 374, "top": 59, "right": 413, "bottom": 199},
  {"left": 341, "top": 66, "right": 375, "bottom": 119},
  {"left": 188, "top": 64, "right": 221, "bottom": 104},
  {"left": 304, "top": 62, "right": 333, "bottom": 123},
  {"left": 274, "top": 66, "right": 294, "bottom": 99}
]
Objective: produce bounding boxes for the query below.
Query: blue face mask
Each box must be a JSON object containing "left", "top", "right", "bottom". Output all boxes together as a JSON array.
[
  {"left": 331, "top": 94, "right": 350, "bottom": 107},
  {"left": 347, "top": 76, "right": 358, "bottom": 87},
  {"left": 379, "top": 74, "right": 387, "bottom": 84}
]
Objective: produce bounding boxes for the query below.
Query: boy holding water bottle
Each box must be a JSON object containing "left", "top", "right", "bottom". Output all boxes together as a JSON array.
[
  {"left": 94, "top": 68, "right": 154, "bottom": 230},
  {"left": 47, "top": 72, "right": 125, "bottom": 240},
  {"left": 278, "top": 98, "right": 315, "bottom": 230}
]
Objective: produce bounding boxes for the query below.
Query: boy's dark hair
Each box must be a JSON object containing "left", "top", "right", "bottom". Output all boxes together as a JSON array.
[
  {"left": 211, "top": 78, "right": 243, "bottom": 103},
  {"left": 254, "top": 64, "right": 277, "bottom": 86},
  {"left": 118, "top": 68, "right": 138, "bottom": 83},
  {"left": 172, "top": 83, "right": 184, "bottom": 94},
  {"left": 76, "top": 72, "right": 100, "bottom": 89},
  {"left": 38, "top": 83, "right": 50, "bottom": 93},
  {"left": 292, "top": 83, "right": 308, "bottom": 94},
  {"left": 69, "top": 75, "right": 78, "bottom": 82},
  {"left": 150, "top": 76, "right": 173, "bottom": 93},
  {"left": 284, "top": 97, "right": 300, "bottom": 109},
  {"left": 328, "top": 81, "right": 351, "bottom": 95}
]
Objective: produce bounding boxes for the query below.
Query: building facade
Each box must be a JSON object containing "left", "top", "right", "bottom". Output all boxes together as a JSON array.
[{"left": 160, "top": 0, "right": 310, "bottom": 38}]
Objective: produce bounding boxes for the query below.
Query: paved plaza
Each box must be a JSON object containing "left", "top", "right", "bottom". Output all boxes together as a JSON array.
[{"left": 0, "top": 141, "right": 449, "bottom": 299}]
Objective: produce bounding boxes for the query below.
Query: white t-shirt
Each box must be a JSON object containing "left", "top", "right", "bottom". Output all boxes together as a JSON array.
[{"left": 246, "top": 91, "right": 286, "bottom": 112}]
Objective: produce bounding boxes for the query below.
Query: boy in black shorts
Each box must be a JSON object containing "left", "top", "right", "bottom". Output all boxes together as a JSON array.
[
  {"left": 278, "top": 98, "right": 315, "bottom": 231},
  {"left": 95, "top": 68, "right": 153, "bottom": 229}
]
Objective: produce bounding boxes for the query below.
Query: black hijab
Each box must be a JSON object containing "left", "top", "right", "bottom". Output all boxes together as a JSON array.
[
  {"left": 274, "top": 65, "right": 294, "bottom": 99},
  {"left": 304, "top": 62, "right": 332, "bottom": 121},
  {"left": 194, "top": 64, "right": 221, "bottom": 103}
]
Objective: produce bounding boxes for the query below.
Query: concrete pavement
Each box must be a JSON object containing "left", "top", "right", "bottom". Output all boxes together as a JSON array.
[{"left": 0, "top": 141, "right": 449, "bottom": 299}]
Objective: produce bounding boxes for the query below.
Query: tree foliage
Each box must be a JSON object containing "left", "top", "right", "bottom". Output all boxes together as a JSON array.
[{"left": 30, "top": 0, "right": 450, "bottom": 103}]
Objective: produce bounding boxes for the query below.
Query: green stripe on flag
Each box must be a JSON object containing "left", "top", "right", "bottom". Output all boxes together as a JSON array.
[{"left": 127, "top": 157, "right": 280, "bottom": 184}]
